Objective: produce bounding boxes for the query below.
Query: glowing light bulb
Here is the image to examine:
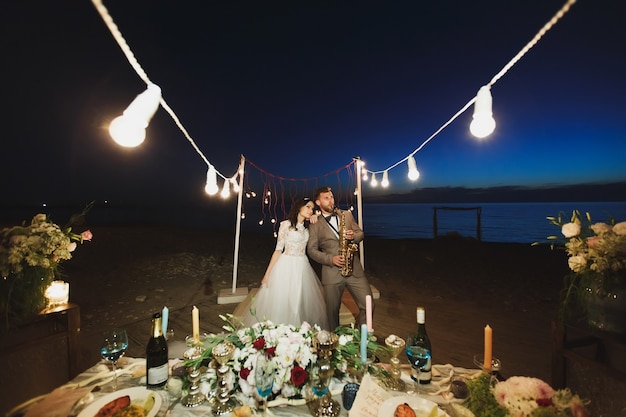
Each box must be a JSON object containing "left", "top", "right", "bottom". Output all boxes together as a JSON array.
[
  {"left": 109, "top": 84, "right": 161, "bottom": 147},
  {"left": 370, "top": 173, "right": 378, "bottom": 187},
  {"left": 271, "top": 218, "right": 276, "bottom": 224},
  {"left": 362, "top": 170, "right": 369, "bottom": 181},
  {"left": 230, "top": 177, "right": 240, "bottom": 193},
  {"left": 204, "top": 165, "right": 219, "bottom": 195},
  {"left": 381, "top": 170, "right": 390, "bottom": 187},
  {"left": 241, "top": 213, "right": 246, "bottom": 219},
  {"left": 469, "top": 85, "right": 496, "bottom": 138},
  {"left": 407, "top": 155, "right": 420, "bottom": 181},
  {"left": 220, "top": 179, "right": 230, "bottom": 198},
  {"left": 258, "top": 219, "right": 264, "bottom": 225}
]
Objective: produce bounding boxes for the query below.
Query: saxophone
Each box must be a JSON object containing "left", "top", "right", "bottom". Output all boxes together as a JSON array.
[{"left": 337, "top": 208, "right": 359, "bottom": 277}]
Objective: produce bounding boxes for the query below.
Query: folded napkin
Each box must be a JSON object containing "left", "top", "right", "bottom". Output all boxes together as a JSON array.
[{"left": 23, "top": 386, "right": 93, "bottom": 417}]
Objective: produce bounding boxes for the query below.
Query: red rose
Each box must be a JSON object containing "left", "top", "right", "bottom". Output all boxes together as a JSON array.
[
  {"left": 536, "top": 398, "right": 554, "bottom": 407},
  {"left": 253, "top": 338, "right": 265, "bottom": 350},
  {"left": 290, "top": 366, "right": 308, "bottom": 387},
  {"left": 240, "top": 368, "right": 250, "bottom": 380},
  {"left": 265, "top": 347, "right": 276, "bottom": 357}
]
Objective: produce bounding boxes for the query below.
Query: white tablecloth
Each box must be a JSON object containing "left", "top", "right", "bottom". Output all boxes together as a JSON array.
[{"left": 9, "top": 357, "right": 480, "bottom": 417}]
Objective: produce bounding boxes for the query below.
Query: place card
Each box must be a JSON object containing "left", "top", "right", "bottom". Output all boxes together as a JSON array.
[{"left": 348, "top": 374, "right": 392, "bottom": 417}]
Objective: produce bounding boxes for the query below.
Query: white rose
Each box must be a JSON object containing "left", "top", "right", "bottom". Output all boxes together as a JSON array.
[
  {"left": 67, "top": 242, "right": 77, "bottom": 252},
  {"left": 568, "top": 255, "right": 587, "bottom": 273},
  {"left": 561, "top": 222, "right": 581, "bottom": 238},
  {"left": 612, "top": 222, "right": 626, "bottom": 236},
  {"left": 590, "top": 222, "right": 612, "bottom": 235}
]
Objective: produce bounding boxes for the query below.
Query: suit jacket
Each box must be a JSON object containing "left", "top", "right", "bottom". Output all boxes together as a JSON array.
[{"left": 307, "top": 209, "right": 365, "bottom": 285}]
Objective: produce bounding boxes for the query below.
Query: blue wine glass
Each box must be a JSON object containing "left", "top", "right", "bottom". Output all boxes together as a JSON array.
[
  {"left": 255, "top": 355, "right": 275, "bottom": 417},
  {"left": 100, "top": 328, "right": 129, "bottom": 391}
]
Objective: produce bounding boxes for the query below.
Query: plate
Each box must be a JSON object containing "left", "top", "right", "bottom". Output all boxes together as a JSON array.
[
  {"left": 377, "top": 396, "right": 448, "bottom": 417},
  {"left": 77, "top": 386, "right": 162, "bottom": 417}
]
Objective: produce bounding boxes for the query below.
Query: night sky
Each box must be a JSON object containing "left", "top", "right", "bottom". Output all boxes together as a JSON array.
[{"left": 2, "top": 0, "right": 625, "bottom": 210}]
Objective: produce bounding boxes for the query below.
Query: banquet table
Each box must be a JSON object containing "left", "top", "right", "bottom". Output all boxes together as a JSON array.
[{"left": 9, "top": 357, "right": 481, "bottom": 417}]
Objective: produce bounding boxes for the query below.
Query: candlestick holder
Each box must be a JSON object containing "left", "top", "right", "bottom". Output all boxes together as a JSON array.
[
  {"left": 212, "top": 341, "right": 237, "bottom": 415},
  {"left": 181, "top": 338, "right": 206, "bottom": 407},
  {"left": 384, "top": 334, "right": 406, "bottom": 391},
  {"left": 307, "top": 330, "right": 340, "bottom": 417},
  {"left": 473, "top": 354, "right": 502, "bottom": 377}
]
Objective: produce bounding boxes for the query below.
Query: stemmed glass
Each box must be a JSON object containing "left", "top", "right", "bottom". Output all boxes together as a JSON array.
[
  {"left": 255, "top": 354, "right": 275, "bottom": 417},
  {"left": 100, "top": 328, "right": 128, "bottom": 391}
]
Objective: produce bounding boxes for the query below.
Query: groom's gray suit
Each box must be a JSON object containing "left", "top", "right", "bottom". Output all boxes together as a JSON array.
[{"left": 307, "top": 209, "right": 373, "bottom": 331}]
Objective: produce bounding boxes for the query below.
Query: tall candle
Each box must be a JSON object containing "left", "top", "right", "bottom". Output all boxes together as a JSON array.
[
  {"left": 483, "top": 324, "right": 493, "bottom": 372},
  {"left": 161, "top": 306, "right": 169, "bottom": 336},
  {"left": 192, "top": 306, "right": 200, "bottom": 343},
  {"left": 360, "top": 323, "right": 368, "bottom": 364},
  {"left": 365, "top": 295, "right": 373, "bottom": 332}
]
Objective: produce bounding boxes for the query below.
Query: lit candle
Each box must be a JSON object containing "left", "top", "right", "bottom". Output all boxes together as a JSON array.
[
  {"left": 360, "top": 323, "right": 368, "bottom": 363},
  {"left": 45, "top": 281, "right": 69, "bottom": 307},
  {"left": 192, "top": 306, "right": 200, "bottom": 343},
  {"left": 483, "top": 324, "right": 493, "bottom": 372},
  {"left": 162, "top": 306, "right": 169, "bottom": 336},
  {"left": 365, "top": 295, "right": 373, "bottom": 332}
]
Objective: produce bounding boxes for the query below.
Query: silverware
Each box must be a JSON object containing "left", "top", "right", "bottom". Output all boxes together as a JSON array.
[{"left": 164, "top": 397, "right": 181, "bottom": 416}]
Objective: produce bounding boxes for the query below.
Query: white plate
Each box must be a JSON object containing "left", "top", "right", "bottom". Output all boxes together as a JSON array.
[
  {"left": 377, "top": 395, "right": 448, "bottom": 417},
  {"left": 77, "top": 386, "right": 162, "bottom": 417}
]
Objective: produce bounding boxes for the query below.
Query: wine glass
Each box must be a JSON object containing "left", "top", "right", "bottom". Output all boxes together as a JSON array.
[
  {"left": 100, "top": 328, "right": 128, "bottom": 391},
  {"left": 255, "top": 354, "right": 275, "bottom": 417}
]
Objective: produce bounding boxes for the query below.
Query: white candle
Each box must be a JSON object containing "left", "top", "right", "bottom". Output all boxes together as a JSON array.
[
  {"left": 365, "top": 295, "right": 373, "bottom": 332},
  {"left": 45, "top": 281, "right": 69, "bottom": 307},
  {"left": 192, "top": 306, "right": 200, "bottom": 343},
  {"left": 161, "top": 306, "right": 169, "bottom": 336},
  {"left": 483, "top": 324, "right": 493, "bottom": 372}
]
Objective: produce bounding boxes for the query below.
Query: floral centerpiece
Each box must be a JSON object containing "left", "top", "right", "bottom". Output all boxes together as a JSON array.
[
  {"left": 0, "top": 208, "right": 93, "bottom": 328},
  {"left": 542, "top": 210, "right": 626, "bottom": 328},
  {"left": 463, "top": 373, "right": 587, "bottom": 417},
  {"left": 183, "top": 314, "right": 389, "bottom": 407}
]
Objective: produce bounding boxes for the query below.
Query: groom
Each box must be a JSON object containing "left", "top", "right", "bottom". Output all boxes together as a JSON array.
[{"left": 307, "top": 186, "right": 373, "bottom": 331}]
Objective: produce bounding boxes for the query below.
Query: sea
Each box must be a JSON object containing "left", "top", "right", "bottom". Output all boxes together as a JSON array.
[
  {"left": 2, "top": 201, "right": 626, "bottom": 244},
  {"left": 362, "top": 201, "right": 626, "bottom": 243}
]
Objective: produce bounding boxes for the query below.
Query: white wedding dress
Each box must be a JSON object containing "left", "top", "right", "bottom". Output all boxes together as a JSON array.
[{"left": 241, "top": 221, "right": 329, "bottom": 330}]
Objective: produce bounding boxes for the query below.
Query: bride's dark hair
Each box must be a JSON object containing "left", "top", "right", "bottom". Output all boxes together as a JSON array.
[{"left": 287, "top": 197, "right": 312, "bottom": 229}]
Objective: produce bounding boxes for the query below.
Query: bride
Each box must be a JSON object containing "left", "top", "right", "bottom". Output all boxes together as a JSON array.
[{"left": 241, "top": 197, "right": 329, "bottom": 330}]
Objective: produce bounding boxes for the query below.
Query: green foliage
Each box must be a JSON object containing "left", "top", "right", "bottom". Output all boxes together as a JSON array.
[{"left": 465, "top": 373, "right": 507, "bottom": 417}]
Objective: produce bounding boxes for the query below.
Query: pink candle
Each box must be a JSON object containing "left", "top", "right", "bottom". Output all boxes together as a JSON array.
[
  {"left": 483, "top": 324, "right": 493, "bottom": 372},
  {"left": 365, "top": 295, "right": 373, "bottom": 332}
]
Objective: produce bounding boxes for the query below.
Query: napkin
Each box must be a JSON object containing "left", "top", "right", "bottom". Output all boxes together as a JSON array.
[
  {"left": 24, "top": 386, "right": 93, "bottom": 417},
  {"left": 348, "top": 374, "right": 392, "bottom": 417}
]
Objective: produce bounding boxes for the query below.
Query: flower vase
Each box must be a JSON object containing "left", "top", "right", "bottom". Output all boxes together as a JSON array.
[
  {"left": 583, "top": 276, "right": 626, "bottom": 335},
  {"left": 1, "top": 266, "right": 54, "bottom": 330}
]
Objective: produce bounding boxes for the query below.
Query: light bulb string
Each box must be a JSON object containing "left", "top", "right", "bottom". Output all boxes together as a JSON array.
[
  {"left": 91, "top": 0, "right": 226, "bottom": 180},
  {"left": 367, "top": 0, "right": 577, "bottom": 176}
]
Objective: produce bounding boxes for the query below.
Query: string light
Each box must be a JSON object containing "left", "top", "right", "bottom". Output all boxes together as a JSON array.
[
  {"left": 381, "top": 170, "right": 390, "bottom": 187},
  {"left": 230, "top": 176, "right": 240, "bottom": 193},
  {"left": 469, "top": 85, "right": 496, "bottom": 138},
  {"left": 109, "top": 83, "right": 161, "bottom": 147},
  {"left": 370, "top": 172, "right": 378, "bottom": 187},
  {"left": 407, "top": 155, "right": 420, "bottom": 181},
  {"left": 204, "top": 165, "right": 219, "bottom": 195},
  {"left": 220, "top": 178, "right": 231, "bottom": 198}
]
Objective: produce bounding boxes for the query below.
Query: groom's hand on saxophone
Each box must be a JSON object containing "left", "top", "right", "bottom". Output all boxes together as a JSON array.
[{"left": 332, "top": 255, "right": 345, "bottom": 267}]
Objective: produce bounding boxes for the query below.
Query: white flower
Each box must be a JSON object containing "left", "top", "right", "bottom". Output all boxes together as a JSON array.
[
  {"left": 568, "top": 255, "right": 587, "bottom": 273},
  {"left": 590, "top": 222, "right": 612, "bottom": 235},
  {"left": 613, "top": 221, "right": 626, "bottom": 236},
  {"left": 561, "top": 222, "right": 581, "bottom": 238}
]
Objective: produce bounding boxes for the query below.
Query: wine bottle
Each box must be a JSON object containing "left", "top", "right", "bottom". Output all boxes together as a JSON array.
[
  {"left": 406, "top": 306, "right": 432, "bottom": 384},
  {"left": 146, "top": 312, "right": 169, "bottom": 388}
]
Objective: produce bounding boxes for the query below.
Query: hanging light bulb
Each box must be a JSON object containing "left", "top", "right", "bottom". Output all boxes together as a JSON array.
[
  {"left": 362, "top": 169, "right": 369, "bottom": 181},
  {"left": 220, "top": 178, "right": 230, "bottom": 199},
  {"left": 258, "top": 219, "right": 264, "bottom": 225},
  {"left": 370, "top": 172, "right": 378, "bottom": 187},
  {"left": 230, "top": 177, "right": 240, "bottom": 193},
  {"left": 381, "top": 170, "right": 390, "bottom": 187},
  {"left": 109, "top": 83, "right": 161, "bottom": 147},
  {"left": 241, "top": 213, "right": 246, "bottom": 219},
  {"left": 271, "top": 218, "right": 276, "bottom": 224},
  {"left": 407, "top": 155, "right": 420, "bottom": 181},
  {"left": 469, "top": 85, "right": 496, "bottom": 138},
  {"left": 204, "top": 165, "right": 219, "bottom": 195}
]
